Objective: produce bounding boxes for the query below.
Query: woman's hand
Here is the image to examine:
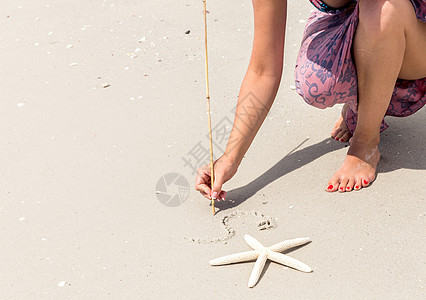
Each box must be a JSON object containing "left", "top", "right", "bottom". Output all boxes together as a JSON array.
[{"left": 195, "top": 155, "right": 239, "bottom": 201}]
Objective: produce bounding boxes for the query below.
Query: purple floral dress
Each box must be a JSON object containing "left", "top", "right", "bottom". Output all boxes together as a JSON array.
[{"left": 295, "top": 0, "right": 426, "bottom": 134}]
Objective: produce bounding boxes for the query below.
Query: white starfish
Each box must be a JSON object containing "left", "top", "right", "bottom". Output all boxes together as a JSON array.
[{"left": 209, "top": 234, "right": 312, "bottom": 288}]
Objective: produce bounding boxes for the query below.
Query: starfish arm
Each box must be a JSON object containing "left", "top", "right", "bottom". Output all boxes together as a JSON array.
[
  {"left": 248, "top": 249, "right": 268, "bottom": 288},
  {"left": 268, "top": 238, "right": 311, "bottom": 252},
  {"left": 267, "top": 250, "right": 312, "bottom": 273},
  {"left": 244, "top": 234, "right": 264, "bottom": 250},
  {"left": 209, "top": 250, "right": 261, "bottom": 266}
]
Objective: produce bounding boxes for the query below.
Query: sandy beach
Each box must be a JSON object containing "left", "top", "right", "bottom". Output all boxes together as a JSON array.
[{"left": 1, "top": 0, "right": 425, "bottom": 298}]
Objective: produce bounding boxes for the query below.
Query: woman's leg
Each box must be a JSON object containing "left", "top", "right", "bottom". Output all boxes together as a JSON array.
[{"left": 327, "top": 0, "right": 426, "bottom": 192}]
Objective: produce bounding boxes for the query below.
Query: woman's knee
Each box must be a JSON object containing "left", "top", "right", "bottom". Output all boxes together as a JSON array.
[{"left": 358, "top": 0, "right": 412, "bottom": 38}]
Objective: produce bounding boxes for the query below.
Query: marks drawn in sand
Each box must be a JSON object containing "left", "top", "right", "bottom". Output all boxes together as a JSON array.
[{"left": 184, "top": 210, "right": 277, "bottom": 244}]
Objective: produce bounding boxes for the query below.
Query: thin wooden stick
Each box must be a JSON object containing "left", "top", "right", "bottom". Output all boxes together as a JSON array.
[{"left": 202, "top": 0, "right": 215, "bottom": 215}]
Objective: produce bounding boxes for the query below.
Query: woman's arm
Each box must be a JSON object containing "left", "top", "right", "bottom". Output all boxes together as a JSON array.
[
  {"left": 224, "top": 0, "right": 287, "bottom": 165},
  {"left": 196, "top": 0, "right": 287, "bottom": 200}
]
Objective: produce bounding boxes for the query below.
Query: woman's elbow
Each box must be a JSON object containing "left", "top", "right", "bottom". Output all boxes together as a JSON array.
[{"left": 247, "top": 63, "right": 283, "bottom": 80}]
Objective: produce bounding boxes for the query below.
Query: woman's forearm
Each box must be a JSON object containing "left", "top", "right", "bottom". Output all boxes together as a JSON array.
[
  {"left": 221, "top": 0, "right": 286, "bottom": 166},
  {"left": 223, "top": 69, "right": 282, "bottom": 165}
]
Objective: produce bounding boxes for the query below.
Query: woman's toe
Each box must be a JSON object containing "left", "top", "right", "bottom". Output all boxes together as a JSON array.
[
  {"left": 326, "top": 181, "right": 339, "bottom": 192},
  {"left": 334, "top": 131, "right": 345, "bottom": 141},
  {"left": 346, "top": 179, "right": 355, "bottom": 192},
  {"left": 354, "top": 178, "right": 362, "bottom": 190},
  {"left": 340, "top": 131, "right": 352, "bottom": 143},
  {"left": 331, "top": 128, "right": 342, "bottom": 139},
  {"left": 338, "top": 179, "right": 349, "bottom": 192},
  {"left": 362, "top": 178, "right": 370, "bottom": 188}
]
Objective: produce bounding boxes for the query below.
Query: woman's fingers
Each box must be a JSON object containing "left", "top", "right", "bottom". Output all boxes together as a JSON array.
[
  {"left": 195, "top": 172, "right": 211, "bottom": 199},
  {"left": 198, "top": 184, "right": 212, "bottom": 200},
  {"left": 196, "top": 182, "right": 226, "bottom": 201},
  {"left": 219, "top": 191, "right": 227, "bottom": 201},
  {"left": 195, "top": 167, "right": 212, "bottom": 200},
  {"left": 195, "top": 164, "right": 228, "bottom": 201},
  {"left": 211, "top": 169, "right": 229, "bottom": 201},
  {"left": 195, "top": 157, "right": 237, "bottom": 202}
]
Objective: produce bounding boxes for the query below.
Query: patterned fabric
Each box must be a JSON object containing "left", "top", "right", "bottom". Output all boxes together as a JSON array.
[
  {"left": 297, "top": 1, "right": 426, "bottom": 134},
  {"left": 309, "top": 0, "right": 356, "bottom": 13}
]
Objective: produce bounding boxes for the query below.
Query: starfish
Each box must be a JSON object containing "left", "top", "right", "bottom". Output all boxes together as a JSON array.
[{"left": 209, "top": 234, "right": 312, "bottom": 288}]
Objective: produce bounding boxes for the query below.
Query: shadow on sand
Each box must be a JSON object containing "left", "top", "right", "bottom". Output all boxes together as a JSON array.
[{"left": 215, "top": 109, "right": 426, "bottom": 212}]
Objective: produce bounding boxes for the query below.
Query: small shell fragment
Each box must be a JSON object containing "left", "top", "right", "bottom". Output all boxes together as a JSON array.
[{"left": 57, "top": 281, "right": 66, "bottom": 287}]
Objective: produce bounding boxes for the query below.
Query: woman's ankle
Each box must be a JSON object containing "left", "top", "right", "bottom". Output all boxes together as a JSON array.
[{"left": 352, "top": 129, "right": 380, "bottom": 147}]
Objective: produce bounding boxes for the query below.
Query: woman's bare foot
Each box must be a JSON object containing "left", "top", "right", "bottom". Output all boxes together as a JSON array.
[
  {"left": 331, "top": 103, "right": 352, "bottom": 142},
  {"left": 326, "top": 140, "right": 380, "bottom": 192}
]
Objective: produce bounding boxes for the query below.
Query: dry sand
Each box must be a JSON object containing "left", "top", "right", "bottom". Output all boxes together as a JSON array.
[{"left": 0, "top": 0, "right": 425, "bottom": 298}]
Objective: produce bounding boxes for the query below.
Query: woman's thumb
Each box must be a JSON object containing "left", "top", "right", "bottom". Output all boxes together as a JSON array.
[{"left": 210, "top": 174, "right": 223, "bottom": 200}]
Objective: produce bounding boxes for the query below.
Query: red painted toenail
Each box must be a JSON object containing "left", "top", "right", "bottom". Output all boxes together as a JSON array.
[
  {"left": 340, "top": 187, "right": 344, "bottom": 191},
  {"left": 340, "top": 139, "right": 344, "bottom": 142},
  {"left": 363, "top": 180, "right": 368, "bottom": 185},
  {"left": 346, "top": 186, "right": 350, "bottom": 190},
  {"left": 355, "top": 186, "right": 360, "bottom": 189},
  {"left": 327, "top": 185, "right": 333, "bottom": 190}
]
